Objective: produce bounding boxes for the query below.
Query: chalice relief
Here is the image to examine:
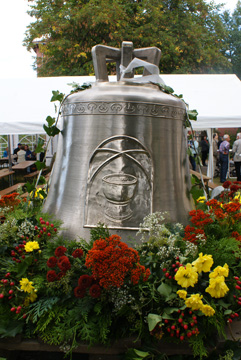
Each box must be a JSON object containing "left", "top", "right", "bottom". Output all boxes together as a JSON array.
[{"left": 84, "top": 135, "right": 153, "bottom": 229}]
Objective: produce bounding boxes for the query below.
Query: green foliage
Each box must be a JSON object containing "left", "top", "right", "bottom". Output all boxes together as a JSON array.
[
  {"left": 90, "top": 223, "right": 110, "bottom": 242},
  {"left": 222, "top": 2, "right": 241, "bottom": 79},
  {"left": 24, "top": 0, "right": 231, "bottom": 77}
]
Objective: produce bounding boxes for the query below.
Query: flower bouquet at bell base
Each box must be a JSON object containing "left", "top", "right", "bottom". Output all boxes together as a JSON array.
[{"left": 147, "top": 252, "right": 241, "bottom": 358}]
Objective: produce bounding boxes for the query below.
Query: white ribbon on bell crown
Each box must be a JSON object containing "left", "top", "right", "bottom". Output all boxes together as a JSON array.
[{"left": 120, "top": 57, "right": 165, "bottom": 86}]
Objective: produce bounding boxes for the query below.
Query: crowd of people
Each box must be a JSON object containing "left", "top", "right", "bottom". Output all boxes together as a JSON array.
[
  {"left": 13, "top": 143, "right": 36, "bottom": 162},
  {"left": 188, "top": 131, "right": 241, "bottom": 183}
]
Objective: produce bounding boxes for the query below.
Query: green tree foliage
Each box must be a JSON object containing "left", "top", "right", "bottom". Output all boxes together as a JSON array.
[
  {"left": 24, "top": 0, "right": 231, "bottom": 76},
  {"left": 222, "top": 0, "right": 241, "bottom": 79}
]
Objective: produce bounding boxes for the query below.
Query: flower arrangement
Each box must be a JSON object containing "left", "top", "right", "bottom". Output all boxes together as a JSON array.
[{"left": 0, "top": 184, "right": 241, "bottom": 360}]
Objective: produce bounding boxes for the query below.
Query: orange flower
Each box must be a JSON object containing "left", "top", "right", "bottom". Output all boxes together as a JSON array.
[{"left": 85, "top": 235, "right": 149, "bottom": 289}]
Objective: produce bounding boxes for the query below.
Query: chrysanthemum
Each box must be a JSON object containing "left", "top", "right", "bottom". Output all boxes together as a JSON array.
[
  {"left": 174, "top": 264, "right": 198, "bottom": 288},
  {"left": 20, "top": 278, "right": 34, "bottom": 293},
  {"left": 209, "top": 264, "right": 229, "bottom": 278},
  {"left": 205, "top": 276, "right": 229, "bottom": 298},
  {"left": 185, "top": 293, "right": 203, "bottom": 311},
  {"left": 177, "top": 290, "right": 187, "bottom": 299},
  {"left": 24, "top": 241, "right": 40, "bottom": 252},
  {"left": 192, "top": 253, "right": 213, "bottom": 273},
  {"left": 200, "top": 304, "right": 215, "bottom": 316}
]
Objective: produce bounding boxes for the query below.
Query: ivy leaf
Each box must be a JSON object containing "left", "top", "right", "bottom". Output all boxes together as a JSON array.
[
  {"left": 43, "top": 124, "right": 60, "bottom": 137},
  {"left": 224, "top": 309, "right": 232, "bottom": 315},
  {"left": 134, "top": 349, "right": 150, "bottom": 358},
  {"left": 51, "top": 90, "right": 65, "bottom": 103},
  {"left": 188, "top": 109, "right": 198, "bottom": 120},
  {"left": 147, "top": 313, "right": 162, "bottom": 331},
  {"left": 46, "top": 115, "right": 56, "bottom": 127},
  {"left": 218, "top": 299, "right": 231, "bottom": 309},
  {"left": 157, "top": 282, "right": 173, "bottom": 298}
]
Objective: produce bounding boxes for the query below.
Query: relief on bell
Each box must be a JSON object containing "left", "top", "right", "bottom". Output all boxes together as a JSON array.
[{"left": 85, "top": 135, "right": 153, "bottom": 228}]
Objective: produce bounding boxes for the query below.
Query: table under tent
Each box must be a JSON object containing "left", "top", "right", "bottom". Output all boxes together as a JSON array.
[{"left": 0, "top": 74, "right": 241, "bottom": 182}]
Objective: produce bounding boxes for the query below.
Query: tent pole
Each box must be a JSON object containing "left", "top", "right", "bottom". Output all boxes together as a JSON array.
[{"left": 7, "top": 135, "right": 13, "bottom": 186}]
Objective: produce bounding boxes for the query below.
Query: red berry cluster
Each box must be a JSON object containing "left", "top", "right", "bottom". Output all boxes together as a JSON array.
[
  {"left": 11, "top": 241, "right": 27, "bottom": 263},
  {"left": 227, "top": 311, "right": 239, "bottom": 323},
  {"left": 36, "top": 217, "right": 57, "bottom": 239},
  {"left": 0, "top": 272, "right": 27, "bottom": 318},
  {"left": 0, "top": 272, "right": 15, "bottom": 300},
  {"left": 232, "top": 276, "right": 241, "bottom": 316},
  {"left": 162, "top": 257, "right": 183, "bottom": 280},
  {"left": 151, "top": 309, "right": 199, "bottom": 342}
]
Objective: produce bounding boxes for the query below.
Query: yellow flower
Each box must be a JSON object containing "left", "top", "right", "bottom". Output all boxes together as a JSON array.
[
  {"left": 28, "top": 291, "right": 37, "bottom": 303},
  {"left": 209, "top": 264, "right": 229, "bottom": 278},
  {"left": 200, "top": 304, "right": 215, "bottom": 316},
  {"left": 197, "top": 196, "right": 206, "bottom": 203},
  {"left": 174, "top": 264, "right": 198, "bottom": 288},
  {"left": 20, "top": 278, "right": 34, "bottom": 293},
  {"left": 177, "top": 290, "right": 187, "bottom": 299},
  {"left": 192, "top": 253, "right": 214, "bottom": 273},
  {"left": 185, "top": 294, "right": 203, "bottom": 311},
  {"left": 24, "top": 241, "right": 40, "bottom": 252},
  {"left": 205, "top": 276, "right": 229, "bottom": 298},
  {"left": 30, "top": 188, "right": 46, "bottom": 199}
]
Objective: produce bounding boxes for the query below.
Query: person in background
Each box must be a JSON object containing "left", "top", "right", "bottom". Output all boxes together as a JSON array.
[
  {"left": 17, "top": 145, "right": 26, "bottom": 163},
  {"left": 219, "top": 134, "right": 230, "bottom": 183},
  {"left": 200, "top": 135, "right": 209, "bottom": 166},
  {"left": 24, "top": 145, "right": 32, "bottom": 161},
  {"left": 232, "top": 132, "right": 241, "bottom": 181},
  {"left": 188, "top": 136, "right": 199, "bottom": 171},
  {"left": 213, "top": 133, "right": 219, "bottom": 176},
  {"left": 13, "top": 143, "right": 22, "bottom": 156},
  {"left": 3, "top": 147, "right": 8, "bottom": 157}
]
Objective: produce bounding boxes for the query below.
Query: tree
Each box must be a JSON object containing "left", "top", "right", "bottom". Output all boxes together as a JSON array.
[
  {"left": 24, "top": 0, "right": 231, "bottom": 76},
  {"left": 222, "top": 0, "right": 241, "bottom": 79}
]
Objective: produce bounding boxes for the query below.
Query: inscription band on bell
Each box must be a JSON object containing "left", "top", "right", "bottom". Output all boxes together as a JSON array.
[{"left": 62, "top": 101, "right": 186, "bottom": 118}]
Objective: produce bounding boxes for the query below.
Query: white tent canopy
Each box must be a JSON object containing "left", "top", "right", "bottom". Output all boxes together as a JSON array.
[{"left": 1, "top": 74, "right": 241, "bottom": 135}]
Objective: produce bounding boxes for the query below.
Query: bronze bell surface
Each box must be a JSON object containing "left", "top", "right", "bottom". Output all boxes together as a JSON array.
[{"left": 43, "top": 42, "right": 192, "bottom": 241}]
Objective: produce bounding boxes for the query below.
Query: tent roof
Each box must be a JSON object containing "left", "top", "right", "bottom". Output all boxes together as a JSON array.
[{"left": 0, "top": 74, "right": 240, "bottom": 135}]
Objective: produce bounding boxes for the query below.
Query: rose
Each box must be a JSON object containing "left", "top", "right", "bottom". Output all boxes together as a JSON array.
[
  {"left": 47, "top": 270, "right": 57, "bottom": 282},
  {"left": 72, "top": 249, "right": 84, "bottom": 258},
  {"left": 57, "top": 256, "right": 71, "bottom": 271},
  {"left": 54, "top": 246, "right": 67, "bottom": 257},
  {"left": 78, "top": 275, "right": 93, "bottom": 289},
  {"left": 89, "top": 284, "right": 101, "bottom": 298},
  {"left": 47, "top": 256, "right": 57, "bottom": 268},
  {"left": 74, "top": 286, "right": 86, "bottom": 298}
]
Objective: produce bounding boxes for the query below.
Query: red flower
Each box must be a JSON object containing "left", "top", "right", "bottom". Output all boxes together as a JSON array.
[
  {"left": 78, "top": 275, "right": 93, "bottom": 289},
  {"left": 230, "top": 185, "right": 239, "bottom": 192},
  {"left": 72, "top": 248, "right": 84, "bottom": 258},
  {"left": 57, "top": 256, "right": 71, "bottom": 271},
  {"left": 85, "top": 234, "right": 148, "bottom": 289},
  {"left": 47, "top": 256, "right": 57, "bottom": 268},
  {"left": 47, "top": 270, "right": 57, "bottom": 282},
  {"left": 89, "top": 284, "right": 101, "bottom": 298},
  {"left": 74, "top": 286, "right": 86, "bottom": 298},
  {"left": 223, "top": 181, "right": 232, "bottom": 189},
  {"left": 143, "top": 268, "right": 151, "bottom": 282},
  {"left": 54, "top": 246, "right": 67, "bottom": 257}
]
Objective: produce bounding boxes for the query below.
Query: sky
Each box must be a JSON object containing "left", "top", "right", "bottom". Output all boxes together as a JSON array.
[{"left": 0, "top": 0, "right": 239, "bottom": 79}]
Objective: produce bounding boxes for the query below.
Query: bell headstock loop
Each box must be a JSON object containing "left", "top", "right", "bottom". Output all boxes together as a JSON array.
[{"left": 91, "top": 41, "right": 161, "bottom": 82}]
